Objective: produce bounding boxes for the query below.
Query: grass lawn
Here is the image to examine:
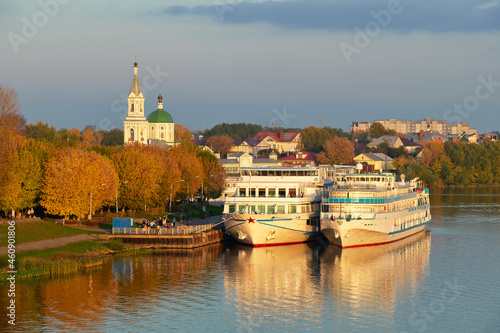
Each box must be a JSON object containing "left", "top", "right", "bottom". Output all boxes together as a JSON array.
[
  {"left": 14, "top": 239, "right": 108, "bottom": 261},
  {"left": 0, "top": 220, "right": 95, "bottom": 247}
]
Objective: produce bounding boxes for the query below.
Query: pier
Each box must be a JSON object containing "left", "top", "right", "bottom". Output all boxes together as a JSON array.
[{"left": 98, "top": 220, "right": 230, "bottom": 249}]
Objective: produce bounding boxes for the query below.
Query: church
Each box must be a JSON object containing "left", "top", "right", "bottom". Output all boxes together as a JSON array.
[{"left": 123, "top": 61, "right": 175, "bottom": 146}]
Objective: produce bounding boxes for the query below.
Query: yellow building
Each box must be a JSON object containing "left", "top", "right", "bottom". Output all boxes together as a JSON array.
[{"left": 354, "top": 153, "right": 394, "bottom": 172}]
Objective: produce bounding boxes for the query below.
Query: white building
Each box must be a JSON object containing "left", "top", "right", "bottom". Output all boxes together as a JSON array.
[{"left": 123, "top": 62, "right": 175, "bottom": 145}]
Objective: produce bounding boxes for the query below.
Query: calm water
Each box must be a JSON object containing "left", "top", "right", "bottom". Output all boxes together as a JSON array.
[{"left": 1, "top": 187, "right": 500, "bottom": 332}]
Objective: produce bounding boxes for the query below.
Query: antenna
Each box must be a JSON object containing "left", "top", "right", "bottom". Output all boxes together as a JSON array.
[{"left": 319, "top": 116, "right": 322, "bottom": 128}]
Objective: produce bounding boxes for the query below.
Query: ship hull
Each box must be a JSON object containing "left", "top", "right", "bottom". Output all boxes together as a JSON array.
[
  {"left": 320, "top": 217, "right": 429, "bottom": 248},
  {"left": 224, "top": 213, "right": 319, "bottom": 247}
]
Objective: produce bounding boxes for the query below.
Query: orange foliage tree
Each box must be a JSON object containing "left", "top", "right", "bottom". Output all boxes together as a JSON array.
[
  {"left": 41, "top": 148, "right": 118, "bottom": 219},
  {"left": 174, "top": 124, "right": 192, "bottom": 144},
  {"left": 113, "top": 144, "right": 160, "bottom": 211},
  {"left": 316, "top": 136, "right": 355, "bottom": 165},
  {"left": 207, "top": 135, "right": 234, "bottom": 158}
]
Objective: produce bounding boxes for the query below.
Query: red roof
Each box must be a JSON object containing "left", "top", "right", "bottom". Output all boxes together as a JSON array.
[
  {"left": 253, "top": 131, "right": 299, "bottom": 142},
  {"left": 279, "top": 151, "right": 316, "bottom": 161}
]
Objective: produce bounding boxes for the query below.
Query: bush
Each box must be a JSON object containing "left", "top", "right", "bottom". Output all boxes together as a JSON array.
[{"left": 107, "top": 239, "right": 125, "bottom": 251}]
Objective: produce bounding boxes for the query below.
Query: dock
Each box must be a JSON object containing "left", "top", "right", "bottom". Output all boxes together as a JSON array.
[{"left": 98, "top": 221, "right": 230, "bottom": 249}]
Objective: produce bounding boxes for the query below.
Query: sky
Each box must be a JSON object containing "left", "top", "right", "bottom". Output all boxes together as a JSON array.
[{"left": 1, "top": 0, "right": 499, "bottom": 133}]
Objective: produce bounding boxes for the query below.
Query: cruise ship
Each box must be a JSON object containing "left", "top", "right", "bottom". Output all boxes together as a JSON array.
[
  {"left": 223, "top": 166, "right": 332, "bottom": 247},
  {"left": 320, "top": 172, "right": 431, "bottom": 248}
]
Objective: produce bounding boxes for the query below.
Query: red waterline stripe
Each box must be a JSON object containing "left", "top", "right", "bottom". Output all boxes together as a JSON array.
[{"left": 330, "top": 228, "right": 426, "bottom": 249}]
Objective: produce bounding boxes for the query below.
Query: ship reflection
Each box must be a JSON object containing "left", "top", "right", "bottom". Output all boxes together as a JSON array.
[
  {"left": 223, "top": 231, "right": 431, "bottom": 330},
  {"left": 319, "top": 231, "right": 431, "bottom": 320},
  {"left": 223, "top": 242, "right": 324, "bottom": 329}
]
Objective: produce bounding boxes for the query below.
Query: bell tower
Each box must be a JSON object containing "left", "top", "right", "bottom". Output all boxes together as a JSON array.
[{"left": 124, "top": 61, "right": 148, "bottom": 143}]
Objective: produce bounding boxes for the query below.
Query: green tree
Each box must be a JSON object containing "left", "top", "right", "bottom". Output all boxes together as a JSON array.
[
  {"left": 25, "top": 121, "right": 60, "bottom": 144},
  {"left": 102, "top": 129, "right": 124, "bottom": 147}
]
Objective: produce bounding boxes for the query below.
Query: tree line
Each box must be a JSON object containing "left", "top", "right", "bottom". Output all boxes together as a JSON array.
[
  {"left": 394, "top": 140, "right": 500, "bottom": 187},
  {"left": 0, "top": 84, "right": 225, "bottom": 219}
]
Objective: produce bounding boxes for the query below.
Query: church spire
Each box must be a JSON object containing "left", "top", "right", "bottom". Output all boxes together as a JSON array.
[
  {"left": 157, "top": 93, "right": 163, "bottom": 109},
  {"left": 130, "top": 61, "right": 142, "bottom": 96}
]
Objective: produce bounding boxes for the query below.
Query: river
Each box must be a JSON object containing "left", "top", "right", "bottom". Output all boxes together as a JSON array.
[{"left": 1, "top": 187, "right": 499, "bottom": 332}]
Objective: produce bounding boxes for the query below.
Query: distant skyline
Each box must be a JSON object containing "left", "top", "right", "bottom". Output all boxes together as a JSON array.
[{"left": 1, "top": 0, "right": 499, "bottom": 133}]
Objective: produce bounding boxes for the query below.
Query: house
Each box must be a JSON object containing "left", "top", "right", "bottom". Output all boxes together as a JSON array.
[
  {"left": 219, "top": 152, "right": 281, "bottom": 175},
  {"left": 406, "top": 131, "right": 443, "bottom": 146},
  {"left": 366, "top": 135, "right": 403, "bottom": 149},
  {"left": 478, "top": 133, "right": 498, "bottom": 143},
  {"left": 279, "top": 151, "right": 317, "bottom": 167},
  {"left": 354, "top": 153, "right": 394, "bottom": 171},
  {"left": 252, "top": 132, "right": 301, "bottom": 154},
  {"left": 400, "top": 138, "right": 422, "bottom": 154}
]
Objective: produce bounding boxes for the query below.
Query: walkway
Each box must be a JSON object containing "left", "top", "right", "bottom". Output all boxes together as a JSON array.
[{"left": 0, "top": 234, "right": 96, "bottom": 255}]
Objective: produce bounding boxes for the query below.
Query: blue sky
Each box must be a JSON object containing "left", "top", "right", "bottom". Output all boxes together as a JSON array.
[{"left": 1, "top": 0, "right": 499, "bottom": 133}]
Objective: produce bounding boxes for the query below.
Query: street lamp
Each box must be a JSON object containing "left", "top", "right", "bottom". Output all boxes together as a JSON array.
[
  {"left": 170, "top": 179, "right": 185, "bottom": 212},
  {"left": 200, "top": 175, "right": 214, "bottom": 202}
]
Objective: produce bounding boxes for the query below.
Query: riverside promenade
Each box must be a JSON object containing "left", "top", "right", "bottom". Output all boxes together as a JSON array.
[
  {"left": 102, "top": 215, "right": 229, "bottom": 249},
  {"left": 0, "top": 215, "right": 228, "bottom": 255}
]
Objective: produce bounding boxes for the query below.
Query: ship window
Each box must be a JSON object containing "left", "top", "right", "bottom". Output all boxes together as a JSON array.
[
  {"left": 290, "top": 205, "right": 297, "bottom": 213},
  {"left": 268, "top": 205, "right": 275, "bottom": 214},
  {"left": 268, "top": 189, "right": 276, "bottom": 197},
  {"left": 250, "top": 205, "right": 256, "bottom": 213},
  {"left": 258, "top": 188, "right": 266, "bottom": 197},
  {"left": 239, "top": 188, "right": 246, "bottom": 197},
  {"left": 297, "top": 171, "right": 304, "bottom": 176},
  {"left": 277, "top": 205, "right": 285, "bottom": 213},
  {"left": 268, "top": 170, "right": 275, "bottom": 176},
  {"left": 290, "top": 170, "right": 297, "bottom": 176},
  {"left": 289, "top": 188, "right": 297, "bottom": 197},
  {"left": 229, "top": 205, "right": 235, "bottom": 213},
  {"left": 239, "top": 205, "right": 246, "bottom": 213},
  {"left": 279, "top": 188, "right": 286, "bottom": 198},
  {"left": 261, "top": 171, "right": 268, "bottom": 176},
  {"left": 258, "top": 205, "right": 265, "bottom": 213},
  {"left": 249, "top": 188, "right": 256, "bottom": 197}
]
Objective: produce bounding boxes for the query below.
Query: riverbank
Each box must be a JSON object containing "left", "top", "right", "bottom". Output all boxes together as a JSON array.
[{"left": 0, "top": 212, "right": 225, "bottom": 281}]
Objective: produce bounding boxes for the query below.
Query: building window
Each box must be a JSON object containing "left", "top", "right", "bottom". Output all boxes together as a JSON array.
[
  {"left": 131, "top": 104, "right": 134, "bottom": 112},
  {"left": 130, "top": 128, "right": 135, "bottom": 141},
  {"left": 161, "top": 126, "right": 164, "bottom": 131},
  {"left": 161, "top": 133, "right": 164, "bottom": 139}
]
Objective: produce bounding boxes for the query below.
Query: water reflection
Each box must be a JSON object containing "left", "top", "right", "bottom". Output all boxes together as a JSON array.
[
  {"left": 0, "top": 245, "right": 225, "bottom": 332},
  {"left": 223, "top": 243, "right": 324, "bottom": 331},
  {"left": 319, "top": 231, "right": 431, "bottom": 326}
]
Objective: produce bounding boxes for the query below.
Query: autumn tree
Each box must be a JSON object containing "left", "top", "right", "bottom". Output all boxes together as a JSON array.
[
  {"left": 298, "top": 126, "right": 347, "bottom": 153},
  {"left": 0, "top": 140, "right": 46, "bottom": 215},
  {"left": 112, "top": 144, "right": 163, "bottom": 211},
  {"left": 316, "top": 136, "right": 355, "bottom": 165},
  {"left": 167, "top": 145, "right": 203, "bottom": 202},
  {"left": 174, "top": 124, "right": 192, "bottom": 144},
  {"left": 41, "top": 148, "right": 118, "bottom": 219},
  {"left": 25, "top": 122, "right": 60, "bottom": 144},
  {"left": 81, "top": 126, "right": 97, "bottom": 148},
  {"left": 0, "top": 84, "right": 28, "bottom": 216},
  {"left": 207, "top": 135, "right": 234, "bottom": 158},
  {"left": 197, "top": 149, "right": 226, "bottom": 200}
]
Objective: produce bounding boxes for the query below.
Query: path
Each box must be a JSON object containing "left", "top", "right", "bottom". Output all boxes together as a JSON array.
[{"left": 0, "top": 234, "right": 96, "bottom": 255}]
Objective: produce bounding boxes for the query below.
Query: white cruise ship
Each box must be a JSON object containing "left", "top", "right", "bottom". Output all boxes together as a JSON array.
[
  {"left": 320, "top": 173, "right": 431, "bottom": 248},
  {"left": 223, "top": 166, "right": 332, "bottom": 247}
]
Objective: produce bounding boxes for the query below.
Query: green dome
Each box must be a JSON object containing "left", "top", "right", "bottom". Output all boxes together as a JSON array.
[{"left": 147, "top": 109, "right": 174, "bottom": 123}]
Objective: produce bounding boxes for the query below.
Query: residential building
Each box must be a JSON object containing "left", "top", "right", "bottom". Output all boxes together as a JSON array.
[
  {"left": 406, "top": 131, "right": 444, "bottom": 146},
  {"left": 478, "top": 133, "right": 498, "bottom": 143},
  {"left": 354, "top": 153, "right": 394, "bottom": 171},
  {"left": 366, "top": 135, "right": 404, "bottom": 149},
  {"left": 351, "top": 118, "right": 477, "bottom": 136},
  {"left": 279, "top": 151, "right": 317, "bottom": 167},
  {"left": 252, "top": 132, "right": 301, "bottom": 153},
  {"left": 219, "top": 152, "right": 281, "bottom": 175}
]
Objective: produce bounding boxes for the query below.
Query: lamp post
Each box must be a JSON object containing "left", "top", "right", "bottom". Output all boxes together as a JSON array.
[
  {"left": 170, "top": 179, "right": 185, "bottom": 212},
  {"left": 201, "top": 175, "right": 214, "bottom": 202}
]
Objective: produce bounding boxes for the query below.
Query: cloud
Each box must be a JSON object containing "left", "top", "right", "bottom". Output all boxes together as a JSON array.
[{"left": 163, "top": 0, "right": 500, "bottom": 33}]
